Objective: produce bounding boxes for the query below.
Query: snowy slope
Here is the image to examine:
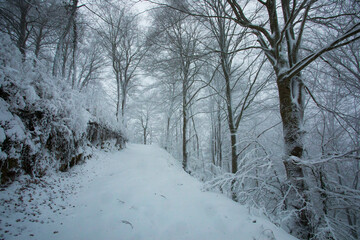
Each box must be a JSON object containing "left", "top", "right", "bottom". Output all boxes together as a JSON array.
[{"left": 0, "top": 144, "right": 297, "bottom": 240}]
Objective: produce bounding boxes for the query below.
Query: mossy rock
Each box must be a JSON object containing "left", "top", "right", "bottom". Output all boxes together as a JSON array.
[{"left": 1, "top": 158, "right": 20, "bottom": 184}]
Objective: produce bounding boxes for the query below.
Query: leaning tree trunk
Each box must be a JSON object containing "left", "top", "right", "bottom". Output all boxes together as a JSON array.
[
  {"left": 34, "top": 25, "right": 44, "bottom": 59},
  {"left": 121, "top": 81, "right": 127, "bottom": 127},
  {"left": 114, "top": 71, "right": 121, "bottom": 122}
]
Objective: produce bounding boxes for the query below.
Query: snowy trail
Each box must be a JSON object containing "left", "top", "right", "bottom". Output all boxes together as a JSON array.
[{"left": 1, "top": 144, "right": 296, "bottom": 240}]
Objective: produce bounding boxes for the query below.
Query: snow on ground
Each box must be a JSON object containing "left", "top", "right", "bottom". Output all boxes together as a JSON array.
[{"left": 0, "top": 144, "right": 297, "bottom": 240}]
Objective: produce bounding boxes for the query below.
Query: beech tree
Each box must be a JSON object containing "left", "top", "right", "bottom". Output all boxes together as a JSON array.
[
  {"left": 94, "top": 2, "right": 147, "bottom": 124},
  {"left": 149, "top": 5, "right": 206, "bottom": 171},
  {"left": 199, "top": 0, "right": 271, "bottom": 200},
  {"left": 0, "top": 0, "right": 62, "bottom": 61},
  {"left": 215, "top": 1, "right": 360, "bottom": 236},
  {"left": 30, "top": 0, "right": 64, "bottom": 60},
  {"left": 52, "top": 0, "right": 79, "bottom": 77},
  {"left": 143, "top": 0, "right": 360, "bottom": 237},
  {"left": 77, "top": 39, "right": 106, "bottom": 91},
  {"left": 131, "top": 89, "right": 158, "bottom": 145},
  {"left": 0, "top": 0, "right": 33, "bottom": 59},
  {"left": 303, "top": 36, "right": 360, "bottom": 239}
]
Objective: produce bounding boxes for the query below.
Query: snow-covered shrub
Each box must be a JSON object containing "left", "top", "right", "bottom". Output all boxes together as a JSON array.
[
  {"left": 203, "top": 133, "right": 360, "bottom": 239},
  {"left": 202, "top": 136, "right": 294, "bottom": 231},
  {"left": 0, "top": 35, "right": 126, "bottom": 184},
  {"left": 87, "top": 121, "right": 126, "bottom": 150}
]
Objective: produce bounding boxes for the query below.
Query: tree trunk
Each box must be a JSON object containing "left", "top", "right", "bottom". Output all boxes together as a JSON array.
[
  {"left": 121, "top": 84, "right": 127, "bottom": 126},
  {"left": 220, "top": 52, "right": 237, "bottom": 175},
  {"left": 217, "top": 106, "right": 223, "bottom": 167},
  {"left": 61, "top": 43, "right": 69, "bottom": 78},
  {"left": 182, "top": 65, "right": 189, "bottom": 171},
  {"left": 277, "top": 75, "right": 311, "bottom": 237},
  {"left": 52, "top": 0, "right": 78, "bottom": 76},
  {"left": 211, "top": 111, "right": 216, "bottom": 165},
  {"left": 165, "top": 116, "right": 170, "bottom": 150},
  {"left": 223, "top": 66, "right": 238, "bottom": 201},
  {"left": 115, "top": 72, "right": 121, "bottom": 122},
  {"left": 17, "top": 0, "right": 29, "bottom": 61},
  {"left": 143, "top": 127, "right": 147, "bottom": 145},
  {"left": 34, "top": 25, "right": 44, "bottom": 58},
  {"left": 121, "top": 94, "right": 126, "bottom": 118},
  {"left": 182, "top": 95, "right": 188, "bottom": 171},
  {"left": 71, "top": 13, "right": 78, "bottom": 89}
]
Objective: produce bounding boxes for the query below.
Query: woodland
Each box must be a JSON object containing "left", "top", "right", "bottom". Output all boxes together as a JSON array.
[{"left": 0, "top": 0, "right": 359, "bottom": 239}]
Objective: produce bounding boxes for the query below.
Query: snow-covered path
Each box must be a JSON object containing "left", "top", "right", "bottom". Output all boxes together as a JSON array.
[{"left": 1, "top": 144, "right": 296, "bottom": 240}]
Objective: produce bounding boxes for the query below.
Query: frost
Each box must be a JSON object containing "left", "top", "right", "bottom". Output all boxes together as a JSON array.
[
  {"left": 0, "top": 127, "right": 5, "bottom": 144},
  {"left": 0, "top": 150, "right": 7, "bottom": 160},
  {"left": 0, "top": 99, "right": 12, "bottom": 123},
  {"left": 0, "top": 33, "right": 126, "bottom": 184},
  {"left": 5, "top": 116, "right": 26, "bottom": 141},
  {"left": 24, "top": 85, "right": 40, "bottom": 102}
]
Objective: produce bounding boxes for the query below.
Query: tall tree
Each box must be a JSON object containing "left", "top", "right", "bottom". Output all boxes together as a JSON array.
[
  {"left": 52, "top": 0, "right": 79, "bottom": 77},
  {"left": 145, "top": 0, "right": 360, "bottom": 237},
  {"left": 95, "top": 2, "right": 147, "bottom": 124},
  {"left": 199, "top": 0, "right": 269, "bottom": 199},
  {"left": 218, "top": 1, "right": 359, "bottom": 236},
  {"left": 0, "top": 0, "right": 34, "bottom": 60},
  {"left": 149, "top": 5, "right": 205, "bottom": 171}
]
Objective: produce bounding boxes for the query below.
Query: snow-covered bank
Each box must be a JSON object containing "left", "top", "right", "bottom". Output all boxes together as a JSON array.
[{"left": 0, "top": 144, "right": 296, "bottom": 240}]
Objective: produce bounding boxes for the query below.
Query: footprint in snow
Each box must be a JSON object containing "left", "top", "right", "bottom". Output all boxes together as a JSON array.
[
  {"left": 154, "top": 193, "right": 167, "bottom": 199},
  {"left": 121, "top": 220, "right": 133, "bottom": 229},
  {"left": 130, "top": 206, "right": 138, "bottom": 210}
]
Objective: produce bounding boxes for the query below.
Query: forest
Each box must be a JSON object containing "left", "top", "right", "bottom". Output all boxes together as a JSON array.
[{"left": 0, "top": 0, "right": 359, "bottom": 239}]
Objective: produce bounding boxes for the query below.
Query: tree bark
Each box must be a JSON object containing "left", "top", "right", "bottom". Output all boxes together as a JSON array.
[
  {"left": 34, "top": 25, "right": 44, "bottom": 58},
  {"left": 165, "top": 116, "right": 170, "bottom": 151},
  {"left": 52, "top": 0, "right": 78, "bottom": 76},
  {"left": 221, "top": 55, "right": 238, "bottom": 201},
  {"left": 143, "top": 127, "right": 147, "bottom": 145},
  {"left": 17, "top": 0, "right": 29, "bottom": 61},
  {"left": 115, "top": 71, "right": 121, "bottom": 122},
  {"left": 221, "top": 54, "right": 237, "bottom": 175},
  {"left": 277, "top": 74, "right": 310, "bottom": 237},
  {"left": 182, "top": 82, "right": 188, "bottom": 171},
  {"left": 71, "top": 9, "right": 78, "bottom": 89}
]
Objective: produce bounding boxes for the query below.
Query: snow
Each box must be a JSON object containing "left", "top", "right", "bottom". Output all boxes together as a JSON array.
[
  {"left": 0, "top": 144, "right": 297, "bottom": 240},
  {"left": 4, "top": 115, "right": 26, "bottom": 142},
  {"left": 0, "top": 99, "right": 12, "bottom": 124},
  {"left": 0, "top": 127, "right": 6, "bottom": 144}
]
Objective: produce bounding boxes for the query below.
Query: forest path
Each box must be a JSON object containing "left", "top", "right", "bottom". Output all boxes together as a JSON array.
[{"left": 1, "top": 144, "right": 296, "bottom": 240}]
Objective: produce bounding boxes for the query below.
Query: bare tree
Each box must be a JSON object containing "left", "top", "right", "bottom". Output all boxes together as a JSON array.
[
  {"left": 144, "top": 0, "right": 360, "bottom": 237},
  {"left": 0, "top": 0, "right": 35, "bottom": 60},
  {"left": 303, "top": 36, "right": 360, "bottom": 239},
  {"left": 77, "top": 39, "right": 106, "bottom": 91},
  {"left": 195, "top": 0, "right": 269, "bottom": 199},
  {"left": 30, "top": 0, "right": 63, "bottom": 60},
  {"left": 52, "top": 0, "right": 79, "bottom": 77},
  {"left": 149, "top": 5, "right": 206, "bottom": 171},
  {"left": 216, "top": 1, "right": 360, "bottom": 236},
  {"left": 94, "top": 2, "right": 147, "bottom": 124}
]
